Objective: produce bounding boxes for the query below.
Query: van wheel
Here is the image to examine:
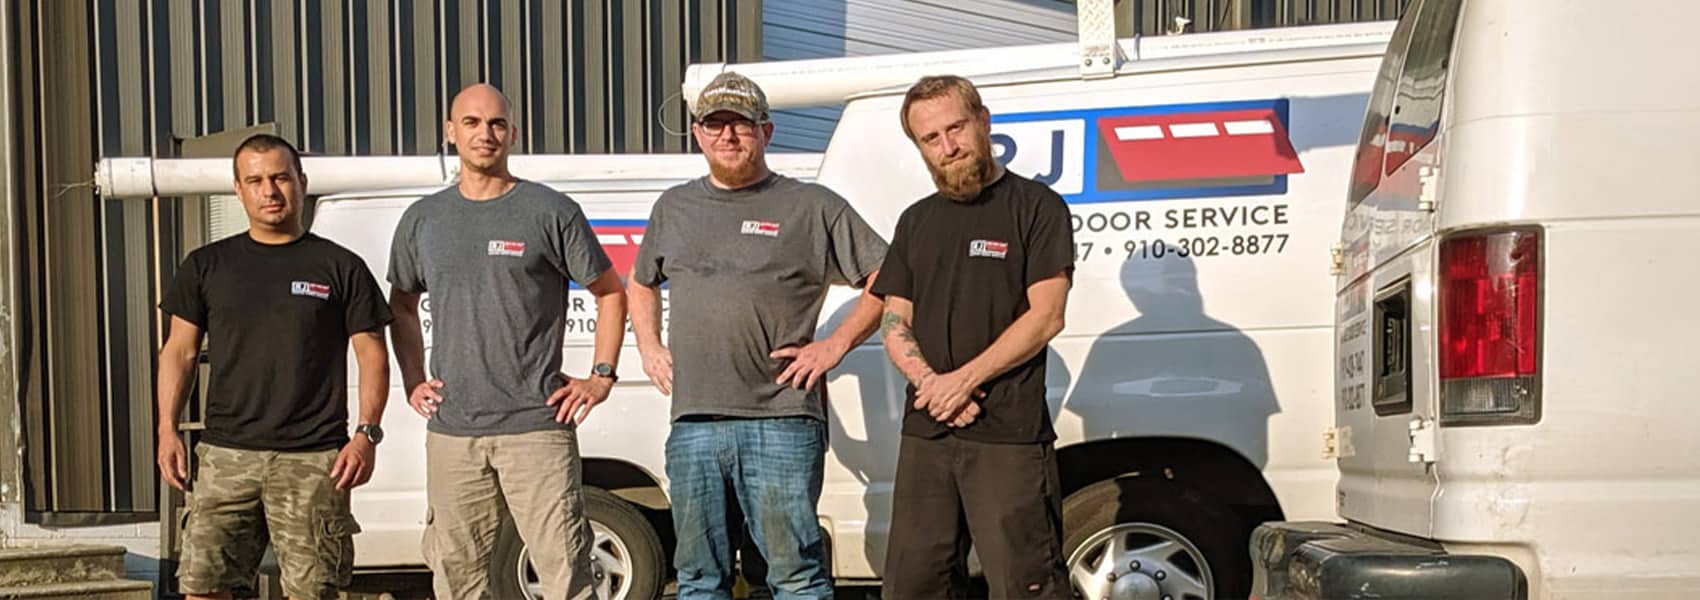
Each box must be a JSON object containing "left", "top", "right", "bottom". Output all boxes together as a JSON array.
[
  {"left": 490, "top": 487, "right": 667, "bottom": 600},
  {"left": 1062, "top": 478, "right": 1249, "bottom": 600}
]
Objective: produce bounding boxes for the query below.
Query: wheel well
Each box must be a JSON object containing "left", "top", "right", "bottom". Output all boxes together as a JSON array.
[
  {"left": 1057, "top": 437, "right": 1285, "bottom": 524},
  {"left": 582, "top": 458, "right": 669, "bottom": 510}
]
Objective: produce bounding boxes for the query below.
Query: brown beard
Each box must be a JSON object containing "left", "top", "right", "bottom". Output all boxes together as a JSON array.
[
  {"left": 708, "top": 151, "right": 764, "bottom": 188},
  {"left": 927, "top": 135, "right": 995, "bottom": 201}
]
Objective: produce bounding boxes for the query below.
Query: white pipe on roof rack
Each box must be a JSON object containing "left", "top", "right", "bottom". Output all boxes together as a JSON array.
[
  {"left": 94, "top": 17, "right": 1394, "bottom": 200},
  {"left": 683, "top": 20, "right": 1394, "bottom": 112},
  {"left": 843, "top": 41, "right": 1394, "bottom": 103},
  {"left": 94, "top": 153, "right": 823, "bottom": 199},
  {"left": 687, "top": 44, "right": 1083, "bottom": 113},
  {"left": 96, "top": 156, "right": 448, "bottom": 199}
]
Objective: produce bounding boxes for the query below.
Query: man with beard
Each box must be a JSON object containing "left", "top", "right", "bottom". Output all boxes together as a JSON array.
[
  {"left": 387, "top": 83, "right": 628, "bottom": 600},
  {"left": 627, "top": 71, "right": 888, "bottom": 599},
  {"left": 871, "top": 75, "right": 1075, "bottom": 599}
]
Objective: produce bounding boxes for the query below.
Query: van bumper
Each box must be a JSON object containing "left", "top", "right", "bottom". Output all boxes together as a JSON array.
[{"left": 1249, "top": 521, "right": 1528, "bottom": 600}]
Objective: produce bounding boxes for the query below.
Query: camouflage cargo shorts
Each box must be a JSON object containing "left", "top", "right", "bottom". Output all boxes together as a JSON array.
[{"left": 177, "top": 442, "right": 359, "bottom": 600}]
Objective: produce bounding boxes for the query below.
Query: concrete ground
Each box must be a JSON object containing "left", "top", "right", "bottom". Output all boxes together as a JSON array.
[{"left": 339, "top": 571, "right": 887, "bottom": 600}]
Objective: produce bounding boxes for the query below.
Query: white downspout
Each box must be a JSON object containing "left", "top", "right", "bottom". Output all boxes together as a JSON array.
[{"left": 0, "top": 0, "right": 24, "bottom": 533}]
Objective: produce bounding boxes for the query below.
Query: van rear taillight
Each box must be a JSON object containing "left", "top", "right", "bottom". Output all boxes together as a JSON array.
[{"left": 1438, "top": 228, "right": 1541, "bottom": 425}]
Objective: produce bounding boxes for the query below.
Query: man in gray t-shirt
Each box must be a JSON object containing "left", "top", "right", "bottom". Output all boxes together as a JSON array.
[
  {"left": 628, "top": 72, "right": 887, "bottom": 599},
  {"left": 388, "top": 83, "right": 627, "bottom": 600},
  {"left": 389, "top": 180, "right": 610, "bottom": 434}
]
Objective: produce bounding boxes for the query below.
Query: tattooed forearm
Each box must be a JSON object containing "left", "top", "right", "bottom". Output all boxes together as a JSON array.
[
  {"left": 901, "top": 333, "right": 924, "bottom": 360},
  {"left": 880, "top": 311, "right": 905, "bottom": 335},
  {"left": 885, "top": 312, "right": 924, "bottom": 357},
  {"left": 881, "top": 311, "right": 935, "bottom": 385}
]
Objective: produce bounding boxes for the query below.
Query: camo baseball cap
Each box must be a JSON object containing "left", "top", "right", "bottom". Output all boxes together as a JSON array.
[{"left": 694, "top": 71, "right": 769, "bottom": 123}]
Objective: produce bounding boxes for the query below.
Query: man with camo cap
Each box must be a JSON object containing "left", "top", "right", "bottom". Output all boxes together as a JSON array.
[{"left": 628, "top": 72, "right": 889, "bottom": 598}]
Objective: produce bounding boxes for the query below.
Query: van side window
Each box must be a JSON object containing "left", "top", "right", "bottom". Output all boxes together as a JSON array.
[
  {"left": 1347, "top": 4, "right": 1417, "bottom": 207},
  {"left": 1385, "top": 0, "right": 1464, "bottom": 175}
]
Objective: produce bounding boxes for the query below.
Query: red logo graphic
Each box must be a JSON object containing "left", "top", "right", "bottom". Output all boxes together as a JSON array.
[
  {"left": 590, "top": 223, "right": 647, "bottom": 282},
  {"left": 969, "top": 239, "right": 1009, "bottom": 259},
  {"left": 1096, "top": 106, "right": 1304, "bottom": 184},
  {"left": 488, "top": 240, "right": 527, "bottom": 257},
  {"left": 740, "top": 220, "right": 781, "bottom": 237},
  {"left": 290, "top": 281, "right": 331, "bottom": 300}
]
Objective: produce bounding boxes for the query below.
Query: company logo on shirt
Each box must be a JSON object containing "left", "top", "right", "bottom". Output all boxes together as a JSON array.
[
  {"left": 487, "top": 240, "right": 527, "bottom": 257},
  {"left": 290, "top": 281, "right": 332, "bottom": 300},
  {"left": 740, "top": 220, "right": 781, "bottom": 237},
  {"left": 969, "top": 239, "right": 1009, "bottom": 259}
]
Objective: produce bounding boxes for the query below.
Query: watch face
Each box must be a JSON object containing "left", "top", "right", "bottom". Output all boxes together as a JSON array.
[
  {"left": 594, "top": 363, "right": 614, "bottom": 377},
  {"left": 360, "top": 425, "right": 384, "bottom": 444}
]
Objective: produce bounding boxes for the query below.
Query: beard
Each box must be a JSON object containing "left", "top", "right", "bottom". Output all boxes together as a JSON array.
[
  {"left": 926, "top": 135, "right": 995, "bottom": 201},
  {"left": 707, "top": 149, "right": 764, "bottom": 187}
]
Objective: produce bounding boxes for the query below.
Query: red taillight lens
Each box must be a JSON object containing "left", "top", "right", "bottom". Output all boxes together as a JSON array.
[{"left": 1438, "top": 228, "right": 1541, "bottom": 424}]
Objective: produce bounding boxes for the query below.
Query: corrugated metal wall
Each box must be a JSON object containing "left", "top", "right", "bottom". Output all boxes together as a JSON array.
[
  {"left": 762, "top": 0, "right": 1408, "bottom": 151},
  {"left": 5, "top": 0, "right": 761, "bottom": 517},
  {"left": 763, "top": 0, "right": 1079, "bottom": 151},
  {"left": 3, "top": 0, "right": 1408, "bottom": 518}
]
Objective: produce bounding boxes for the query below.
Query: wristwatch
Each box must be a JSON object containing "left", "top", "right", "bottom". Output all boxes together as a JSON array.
[
  {"left": 592, "top": 362, "right": 619, "bottom": 383},
  {"left": 355, "top": 423, "right": 384, "bottom": 445}
]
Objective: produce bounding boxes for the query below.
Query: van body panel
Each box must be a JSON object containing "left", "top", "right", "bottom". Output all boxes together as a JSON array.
[
  {"left": 299, "top": 29, "right": 1395, "bottom": 585},
  {"left": 1301, "top": 0, "right": 1700, "bottom": 597}
]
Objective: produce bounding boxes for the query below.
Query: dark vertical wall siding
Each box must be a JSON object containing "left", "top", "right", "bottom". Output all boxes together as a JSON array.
[
  {"left": 5, "top": 0, "right": 760, "bottom": 515},
  {"left": 7, "top": 0, "right": 1398, "bottom": 516}
]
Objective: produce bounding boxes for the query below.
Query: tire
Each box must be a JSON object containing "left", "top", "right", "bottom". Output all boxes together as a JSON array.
[
  {"left": 1061, "top": 477, "right": 1251, "bottom": 600},
  {"left": 489, "top": 487, "right": 668, "bottom": 600}
]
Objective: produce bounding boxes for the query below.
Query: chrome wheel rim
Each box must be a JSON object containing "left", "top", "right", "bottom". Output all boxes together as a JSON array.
[
  {"left": 1067, "top": 522, "right": 1212, "bottom": 600},
  {"left": 517, "top": 520, "right": 633, "bottom": 599}
]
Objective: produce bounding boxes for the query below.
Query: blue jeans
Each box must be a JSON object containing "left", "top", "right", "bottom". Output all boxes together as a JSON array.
[{"left": 666, "top": 416, "right": 831, "bottom": 600}]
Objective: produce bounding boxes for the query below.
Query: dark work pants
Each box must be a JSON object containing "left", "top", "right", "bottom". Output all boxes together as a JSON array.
[{"left": 882, "top": 434, "right": 1070, "bottom": 599}]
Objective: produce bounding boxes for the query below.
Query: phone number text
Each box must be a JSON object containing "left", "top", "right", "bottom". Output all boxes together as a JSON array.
[{"left": 1074, "top": 234, "right": 1290, "bottom": 261}]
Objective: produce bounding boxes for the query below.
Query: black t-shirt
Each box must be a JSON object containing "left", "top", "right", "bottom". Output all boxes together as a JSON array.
[
  {"left": 871, "top": 172, "right": 1075, "bottom": 444},
  {"left": 160, "top": 232, "right": 393, "bottom": 451}
]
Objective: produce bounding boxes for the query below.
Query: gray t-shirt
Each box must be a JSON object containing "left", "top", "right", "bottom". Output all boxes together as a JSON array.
[
  {"left": 632, "top": 174, "right": 888, "bottom": 421},
  {"left": 388, "top": 180, "right": 612, "bottom": 436}
]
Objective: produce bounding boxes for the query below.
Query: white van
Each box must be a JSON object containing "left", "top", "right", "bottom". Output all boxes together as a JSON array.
[
  {"left": 796, "top": 28, "right": 1388, "bottom": 600},
  {"left": 1250, "top": 1, "right": 1700, "bottom": 598},
  {"left": 99, "top": 20, "right": 1393, "bottom": 600}
]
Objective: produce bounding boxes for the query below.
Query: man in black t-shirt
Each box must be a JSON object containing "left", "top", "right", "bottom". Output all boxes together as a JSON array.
[
  {"left": 157, "top": 134, "right": 393, "bottom": 600},
  {"left": 871, "top": 76, "right": 1076, "bottom": 599}
]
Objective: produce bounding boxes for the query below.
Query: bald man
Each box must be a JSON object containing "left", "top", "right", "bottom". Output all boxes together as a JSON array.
[{"left": 388, "top": 83, "right": 628, "bottom": 600}]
